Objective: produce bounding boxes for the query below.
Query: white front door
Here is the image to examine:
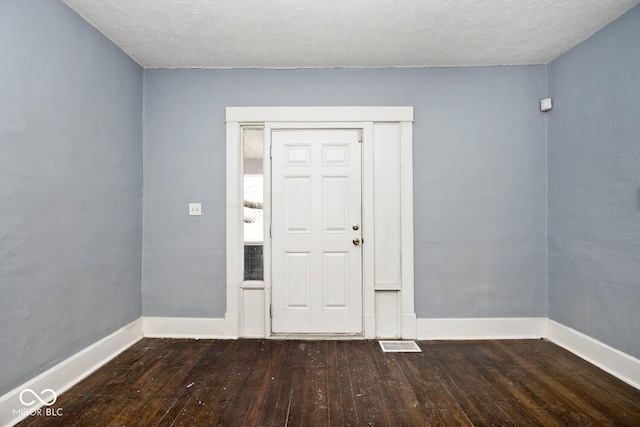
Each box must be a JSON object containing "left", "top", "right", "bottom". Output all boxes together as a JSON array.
[{"left": 271, "top": 129, "right": 362, "bottom": 334}]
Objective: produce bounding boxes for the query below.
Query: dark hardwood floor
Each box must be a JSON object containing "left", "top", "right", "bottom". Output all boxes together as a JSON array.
[{"left": 17, "top": 338, "right": 640, "bottom": 426}]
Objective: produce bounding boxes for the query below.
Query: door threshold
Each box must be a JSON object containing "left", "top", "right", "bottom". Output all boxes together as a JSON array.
[{"left": 270, "top": 334, "right": 365, "bottom": 340}]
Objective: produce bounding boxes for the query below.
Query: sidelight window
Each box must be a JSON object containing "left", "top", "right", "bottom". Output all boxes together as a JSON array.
[{"left": 242, "top": 127, "right": 264, "bottom": 281}]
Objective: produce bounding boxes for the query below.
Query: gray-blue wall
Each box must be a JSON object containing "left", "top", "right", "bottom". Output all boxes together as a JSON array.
[
  {"left": 547, "top": 5, "right": 640, "bottom": 358},
  {"left": 0, "top": 0, "right": 143, "bottom": 395},
  {"left": 142, "top": 67, "right": 548, "bottom": 318}
]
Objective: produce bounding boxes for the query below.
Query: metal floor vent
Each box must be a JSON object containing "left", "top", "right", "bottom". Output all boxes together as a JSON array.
[{"left": 379, "top": 340, "right": 422, "bottom": 353}]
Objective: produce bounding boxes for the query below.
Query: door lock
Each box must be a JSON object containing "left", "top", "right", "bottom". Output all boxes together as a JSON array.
[
  {"left": 353, "top": 238, "right": 360, "bottom": 246},
  {"left": 352, "top": 224, "right": 359, "bottom": 230}
]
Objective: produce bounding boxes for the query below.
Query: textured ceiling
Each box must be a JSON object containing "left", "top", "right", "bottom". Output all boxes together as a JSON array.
[{"left": 63, "top": 0, "right": 639, "bottom": 68}]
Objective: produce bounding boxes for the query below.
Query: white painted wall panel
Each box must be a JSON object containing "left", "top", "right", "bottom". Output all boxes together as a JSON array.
[
  {"left": 373, "top": 123, "right": 402, "bottom": 290},
  {"left": 241, "top": 288, "right": 265, "bottom": 337},
  {"left": 375, "top": 291, "right": 399, "bottom": 338}
]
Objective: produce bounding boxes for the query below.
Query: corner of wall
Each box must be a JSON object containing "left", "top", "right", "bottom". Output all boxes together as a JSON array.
[
  {"left": 543, "top": 62, "right": 550, "bottom": 319},
  {"left": 140, "top": 68, "right": 148, "bottom": 317}
]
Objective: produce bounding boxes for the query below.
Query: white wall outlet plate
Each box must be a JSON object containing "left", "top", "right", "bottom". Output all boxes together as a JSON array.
[
  {"left": 540, "top": 98, "right": 553, "bottom": 112},
  {"left": 188, "top": 203, "right": 202, "bottom": 216}
]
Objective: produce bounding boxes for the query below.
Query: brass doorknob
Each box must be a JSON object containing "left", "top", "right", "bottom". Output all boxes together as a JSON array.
[{"left": 353, "top": 238, "right": 360, "bottom": 246}]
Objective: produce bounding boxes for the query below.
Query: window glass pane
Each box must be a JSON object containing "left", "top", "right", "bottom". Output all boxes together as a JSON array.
[
  {"left": 243, "top": 175, "right": 263, "bottom": 242},
  {"left": 243, "top": 128, "right": 264, "bottom": 281}
]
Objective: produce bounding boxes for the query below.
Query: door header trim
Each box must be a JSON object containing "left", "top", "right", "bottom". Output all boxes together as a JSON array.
[{"left": 226, "top": 106, "right": 413, "bottom": 123}]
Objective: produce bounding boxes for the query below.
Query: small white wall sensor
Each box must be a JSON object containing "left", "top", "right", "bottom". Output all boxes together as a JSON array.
[
  {"left": 540, "top": 98, "right": 553, "bottom": 112},
  {"left": 189, "top": 203, "right": 202, "bottom": 216}
]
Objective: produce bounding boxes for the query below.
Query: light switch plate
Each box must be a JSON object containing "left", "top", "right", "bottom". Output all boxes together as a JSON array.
[{"left": 189, "top": 203, "right": 202, "bottom": 216}]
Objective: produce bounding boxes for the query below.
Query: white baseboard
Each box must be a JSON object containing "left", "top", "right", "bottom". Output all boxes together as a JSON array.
[
  {"left": 0, "top": 318, "right": 143, "bottom": 427},
  {"left": 546, "top": 320, "right": 640, "bottom": 389},
  {"left": 143, "top": 316, "right": 230, "bottom": 339},
  {"left": 417, "top": 317, "right": 547, "bottom": 340}
]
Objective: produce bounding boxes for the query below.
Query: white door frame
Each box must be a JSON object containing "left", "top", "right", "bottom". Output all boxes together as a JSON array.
[{"left": 225, "top": 107, "right": 415, "bottom": 339}]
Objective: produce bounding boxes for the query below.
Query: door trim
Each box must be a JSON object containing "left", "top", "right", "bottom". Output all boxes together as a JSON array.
[
  {"left": 226, "top": 107, "right": 415, "bottom": 339},
  {"left": 226, "top": 106, "right": 413, "bottom": 123}
]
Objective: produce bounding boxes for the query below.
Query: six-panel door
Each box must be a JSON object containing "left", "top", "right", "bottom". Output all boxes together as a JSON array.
[{"left": 271, "top": 129, "right": 362, "bottom": 334}]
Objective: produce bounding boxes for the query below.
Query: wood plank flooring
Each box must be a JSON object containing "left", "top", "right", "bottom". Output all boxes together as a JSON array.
[{"left": 16, "top": 338, "right": 640, "bottom": 426}]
